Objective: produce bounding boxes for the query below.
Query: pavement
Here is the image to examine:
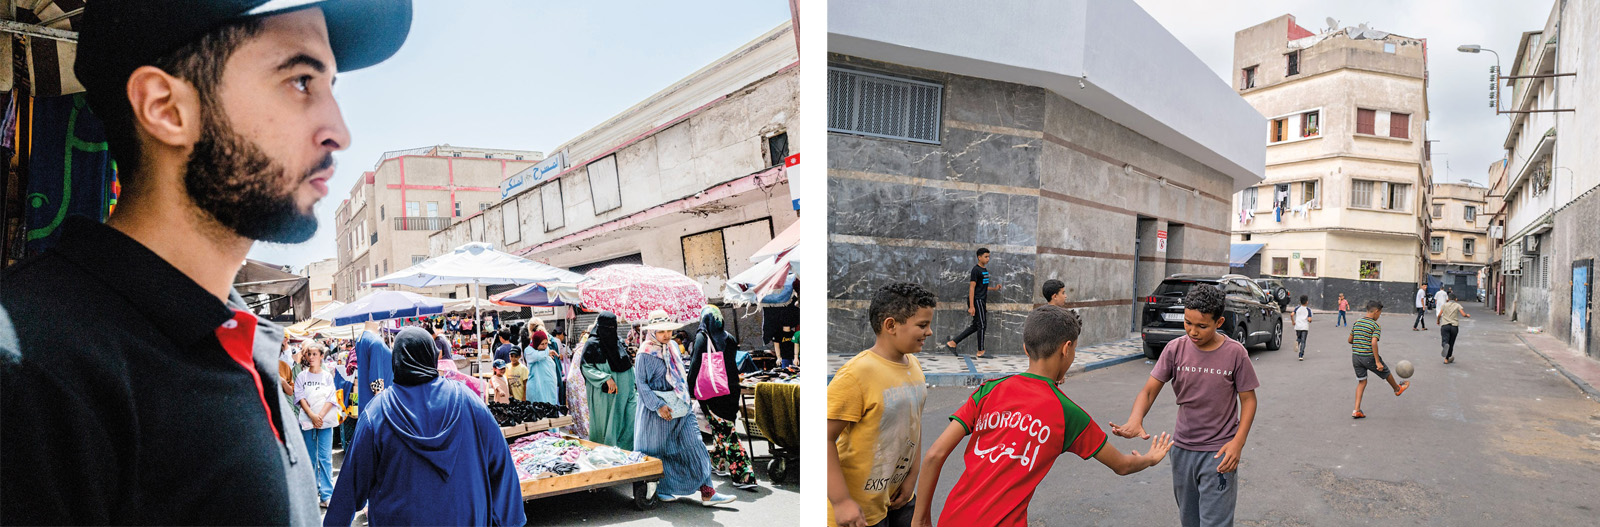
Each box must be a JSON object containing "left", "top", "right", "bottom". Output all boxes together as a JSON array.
[
  {"left": 910, "top": 309, "right": 1600, "bottom": 526},
  {"left": 324, "top": 421, "right": 797, "bottom": 526},
  {"left": 827, "top": 333, "right": 1147, "bottom": 386}
]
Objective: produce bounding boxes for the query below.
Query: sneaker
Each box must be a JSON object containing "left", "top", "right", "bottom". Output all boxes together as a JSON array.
[
  {"left": 657, "top": 493, "right": 680, "bottom": 502},
  {"left": 1298, "top": 356, "right": 1304, "bottom": 361},
  {"left": 1394, "top": 381, "right": 1410, "bottom": 396},
  {"left": 701, "top": 492, "right": 737, "bottom": 506},
  {"left": 733, "top": 481, "right": 759, "bottom": 491},
  {"left": 319, "top": 500, "right": 329, "bottom": 509},
  {"left": 712, "top": 469, "right": 731, "bottom": 477}
]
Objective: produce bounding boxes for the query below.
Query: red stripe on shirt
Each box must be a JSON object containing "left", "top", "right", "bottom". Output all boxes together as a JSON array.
[{"left": 215, "top": 310, "right": 281, "bottom": 443}]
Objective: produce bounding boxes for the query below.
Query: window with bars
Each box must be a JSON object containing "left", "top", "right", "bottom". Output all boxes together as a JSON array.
[
  {"left": 828, "top": 67, "right": 943, "bottom": 144},
  {"left": 1360, "top": 260, "right": 1382, "bottom": 280},
  {"left": 1272, "top": 257, "right": 1289, "bottom": 276},
  {"left": 1302, "top": 258, "right": 1318, "bottom": 277},
  {"left": 1287, "top": 51, "right": 1300, "bottom": 76},
  {"left": 1432, "top": 204, "right": 1443, "bottom": 218},
  {"left": 1463, "top": 238, "right": 1475, "bottom": 256},
  {"left": 412, "top": 255, "right": 426, "bottom": 265},
  {"left": 1352, "top": 180, "right": 1375, "bottom": 208},
  {"left": 1542, "top": 256, "right": 1550, "bottom": 287},
  {"left": 1356, "top": 108, "right": 1376, "bottom": 135},
  {"left": 1242, "top": 187, "right": 1259, "bottom": 210}
]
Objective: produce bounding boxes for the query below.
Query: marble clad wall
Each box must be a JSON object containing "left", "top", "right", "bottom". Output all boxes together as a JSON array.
[{"left": 828, "top": 54, "right": 1234, "bottom": 355}]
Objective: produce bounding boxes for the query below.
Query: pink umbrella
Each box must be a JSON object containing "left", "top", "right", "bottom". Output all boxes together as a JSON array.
[{"left": 579, "top": 264, "right": 707, "bottom": 324}]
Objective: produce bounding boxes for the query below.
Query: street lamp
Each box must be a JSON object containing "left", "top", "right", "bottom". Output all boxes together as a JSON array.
[{"left": 1458, "top": 44, "right": 1504, "bottom": 114}]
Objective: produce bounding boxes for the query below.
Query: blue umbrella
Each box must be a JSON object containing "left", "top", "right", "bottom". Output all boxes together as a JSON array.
[
  {"left": 331, "top": 290, "right": 446, "bottom": 326},
  {"left": 489, "top": 283, "right": 568, "bottom": 307}
]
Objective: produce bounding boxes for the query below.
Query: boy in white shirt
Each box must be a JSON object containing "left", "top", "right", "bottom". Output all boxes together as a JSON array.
[{"left": 1293, "top": 295, "right": 1313, "bottom": 361}]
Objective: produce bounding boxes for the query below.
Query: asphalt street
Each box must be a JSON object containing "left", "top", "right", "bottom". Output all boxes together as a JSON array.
[{"left": 914, "top": 309, "right": 1600, "bottom": 526}]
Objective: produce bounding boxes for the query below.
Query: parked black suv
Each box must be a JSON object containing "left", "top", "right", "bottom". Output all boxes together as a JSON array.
[
  {"left": 1253, "top": 278, "right": 1292, "bottom": 313},
  {"left": 1140, "top": 274, "right": 1283, "bottom": 359}
]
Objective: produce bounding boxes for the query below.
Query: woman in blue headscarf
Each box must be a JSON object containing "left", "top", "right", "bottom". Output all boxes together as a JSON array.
[
  {"left": 634, "top": 310, "right": 736, "bottom": 506},
  {"left": 324, "top": 327, "right": 524, "bottom": 526}
]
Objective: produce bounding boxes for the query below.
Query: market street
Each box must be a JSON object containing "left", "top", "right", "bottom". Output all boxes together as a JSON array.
[
  {"left": 327, "top": 430, "right": 798, "bottom": 526},
  {"left": 913, "top": 310, "right": 1600, "bottom": 526}
]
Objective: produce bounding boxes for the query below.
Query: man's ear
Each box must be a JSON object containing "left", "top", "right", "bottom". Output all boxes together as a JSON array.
[{"left": 126, "top": 65, "right": 203, "bottom": 149}]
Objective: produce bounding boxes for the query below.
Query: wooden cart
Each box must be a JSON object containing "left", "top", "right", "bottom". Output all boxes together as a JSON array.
[{"left": 514, "top": 437, "right": 665, "bottom": 510}]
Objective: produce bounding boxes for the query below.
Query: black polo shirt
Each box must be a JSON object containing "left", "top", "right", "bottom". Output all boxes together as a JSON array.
[{"left": 1, "top": 216, "right": 292, "bottom": 524}]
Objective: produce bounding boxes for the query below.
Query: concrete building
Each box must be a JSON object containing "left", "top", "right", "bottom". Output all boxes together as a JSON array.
[
  {"left": 1427, "top": 182, "right": 1490, "bottom": 299},
  {"left": 302, "top": 257, "right": 339, "bottom": 314},
  {"left": 334, "top": 145, "right": 543, "bottom": 302},
  {"left": 1491, "top": 0, "right": 1599, "bottom": 359},
  {"left": 1483, "top": 159, "right": 1510, "bottom": 313},
  {"left": 430, "top": 22, "right": 798, "bottom": 345},
  {"left": 826, "top": 0, "right": 1267, "bottom": 353},
  {"left": 1229, "top": 15, "right": 1432, "bottom": 311}
]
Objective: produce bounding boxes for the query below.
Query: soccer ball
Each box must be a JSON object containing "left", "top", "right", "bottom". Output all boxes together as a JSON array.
[{"left": 1393, "top": 360, "right": 1414, "bottom": 379}]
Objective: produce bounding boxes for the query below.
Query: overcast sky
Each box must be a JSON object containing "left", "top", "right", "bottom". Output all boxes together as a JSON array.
[
  {"left": 247, "top": 0, "right": 791, "bottom": 272},
  {"left": 1133, "top": 0, "right": 1550, "bottom": 186}
]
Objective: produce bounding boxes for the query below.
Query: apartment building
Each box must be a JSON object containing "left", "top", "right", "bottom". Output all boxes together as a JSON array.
[
  {"left": 1427, "top": 182, "right": 1490, "bottom": 299},
  {"left": 302, "top": 257, "right": 338, "bottom": 314},
  {"left": 1230, "top": 14, "right": 1432, "bottom": 310},
  {"left": 333, "top": 145, "right": 542, "bottom": 302}
]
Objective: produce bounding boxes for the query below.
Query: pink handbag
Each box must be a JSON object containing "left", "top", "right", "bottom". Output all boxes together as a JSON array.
[{"left": 694, "top": 337, "right": 732, "bottom": 400}]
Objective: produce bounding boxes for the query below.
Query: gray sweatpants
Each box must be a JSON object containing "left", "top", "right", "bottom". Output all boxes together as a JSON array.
[{"left": 1171, "top": 445, "right": 1238, "bottom": 527}]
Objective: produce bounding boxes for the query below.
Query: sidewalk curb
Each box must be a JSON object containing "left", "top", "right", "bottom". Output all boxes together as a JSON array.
[{"left": 1515, "top": 333, "right": 1600, "bottom": 401}]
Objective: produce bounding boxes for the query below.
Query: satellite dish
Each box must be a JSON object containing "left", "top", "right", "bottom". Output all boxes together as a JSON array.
[
  {"left": 1352, "top": 23, "right": 1370, "bottom": 39},
  {"left": 1326, "top": 17, "right": 1339, "bottom": 31}
]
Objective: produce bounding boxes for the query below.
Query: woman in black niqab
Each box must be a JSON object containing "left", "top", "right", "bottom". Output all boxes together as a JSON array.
[
  {"left": 582, "top": 311, "right": 632, "bottom": 373},
  {"left": 579, "top": 311, "right": 638, "bottom": 449}
]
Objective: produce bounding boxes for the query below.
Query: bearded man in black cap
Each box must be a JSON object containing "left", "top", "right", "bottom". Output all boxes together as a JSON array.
[{"left": 0, "top": 1, "right": 411, "bottom": 524}]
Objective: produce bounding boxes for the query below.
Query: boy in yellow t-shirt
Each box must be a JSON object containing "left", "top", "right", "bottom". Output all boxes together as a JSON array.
[
  {"left": 828, "top": 282, "right": 934, "bottom": 527},
  {"left": 505, "top": 348, "right": 530, "bottom": 402}
]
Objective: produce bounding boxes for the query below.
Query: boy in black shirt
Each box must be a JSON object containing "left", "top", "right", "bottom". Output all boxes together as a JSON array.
[{"left": 947, "top": 248, "right": 1000, "bottom": 358}]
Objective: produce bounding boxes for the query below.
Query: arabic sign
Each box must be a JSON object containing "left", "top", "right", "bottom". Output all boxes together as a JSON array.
[
  {"left": 500, "top": 151, "right": 566, "bottom": 200},
  {"left": 785, "top": 153, "right": 800, "bottom": 210}
]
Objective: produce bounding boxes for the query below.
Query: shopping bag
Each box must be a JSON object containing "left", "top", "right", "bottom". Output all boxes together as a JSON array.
[{"left": 694, "top": 338, "right": 732, "bottom": 400}]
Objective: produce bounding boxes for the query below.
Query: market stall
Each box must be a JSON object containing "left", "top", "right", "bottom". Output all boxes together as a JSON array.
[
  {"left": 509, "top": 431, "right": 664, "bottom": 510},
  {"left": 739, "top": 373, "right": 800, "bottom": 482}
]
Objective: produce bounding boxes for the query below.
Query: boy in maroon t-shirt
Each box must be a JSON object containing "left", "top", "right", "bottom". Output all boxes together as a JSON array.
[
  {"left": 912, "top": 306, "right": 1172, "bottom": 527},
  {"left": 1112, "top": 284, "right": 1259, "bottom": 527}
]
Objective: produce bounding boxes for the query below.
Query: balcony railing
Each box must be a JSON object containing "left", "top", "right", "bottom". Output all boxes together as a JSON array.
[{"left": 393, "top": 216, "right": 453, "bottom": 231}]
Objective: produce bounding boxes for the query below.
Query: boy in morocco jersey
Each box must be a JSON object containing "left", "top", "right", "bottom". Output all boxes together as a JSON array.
[{"left": 911, "top": 306, "right": 1173, "bottom": 527}]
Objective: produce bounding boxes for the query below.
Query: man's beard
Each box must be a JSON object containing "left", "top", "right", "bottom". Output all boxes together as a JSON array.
[{"left": 183, "top": 105, "right": 330, "bottom": 244}]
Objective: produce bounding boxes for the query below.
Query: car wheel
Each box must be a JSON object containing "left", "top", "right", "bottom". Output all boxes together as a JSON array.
[
  {"left": 1144, "top": 343, "right": 1162, "bottom": 360},
  {"left": 1266, "top": 320, "right": 1282, "bottom": 350},
  {"left": 1234, "top": 324, "right": 1248, "bottom": 348}
]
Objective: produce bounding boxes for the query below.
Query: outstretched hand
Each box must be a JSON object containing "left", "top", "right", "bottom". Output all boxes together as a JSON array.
[
  {"left": 1108, "top": 421, "right": 1149, "bottom": 439},
  {"left": 1214, "top": 438, "right": 1244, "bottom": 473},
  {"left": 1133, "top": 432, "right": 1173, "bottom": 463}
]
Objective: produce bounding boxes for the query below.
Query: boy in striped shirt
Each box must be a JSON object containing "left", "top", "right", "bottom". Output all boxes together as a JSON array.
[
  {"left": 1349, "top": 300, "right": 1410, "bottom": 419},
  {"left": 911, "top": 306, "right": 1172, "bottom": 527}
]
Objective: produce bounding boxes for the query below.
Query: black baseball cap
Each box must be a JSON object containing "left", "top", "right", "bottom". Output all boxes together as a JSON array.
[{"left": 76, "top": 0, "right": 411, "bottom": 117}]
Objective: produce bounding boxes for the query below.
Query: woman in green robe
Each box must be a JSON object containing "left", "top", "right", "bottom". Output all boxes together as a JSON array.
[{"left": 581, "top": 311, "right": 637, "bottom": 450}]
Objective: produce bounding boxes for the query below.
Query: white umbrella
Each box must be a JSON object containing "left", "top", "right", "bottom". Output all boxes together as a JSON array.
[
  {"left": 367, "top": 242, "right": 587, "bottom": 354},
  {"left": 444, "top": 296, "right": 523, "bottom": 313}
]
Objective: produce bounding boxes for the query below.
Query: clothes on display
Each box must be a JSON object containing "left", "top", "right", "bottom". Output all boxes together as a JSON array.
[
  {"left": 486, "top": 400, "right": 568, "bottom": 428},
  {"left": 508, "top": 432, "right": 648, "bottom": 481},
  {"left": 740, "top": 367, "right": 800, "bottom": 388}
]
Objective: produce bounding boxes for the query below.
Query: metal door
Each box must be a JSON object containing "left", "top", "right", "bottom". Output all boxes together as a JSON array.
[{"left": 1573, "top": 259, "right": 1593, "bottom": 358}]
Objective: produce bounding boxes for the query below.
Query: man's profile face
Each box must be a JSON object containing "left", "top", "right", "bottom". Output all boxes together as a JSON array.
[{"left": 186, "top": 8, "right": 348, "bottom": 243}]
